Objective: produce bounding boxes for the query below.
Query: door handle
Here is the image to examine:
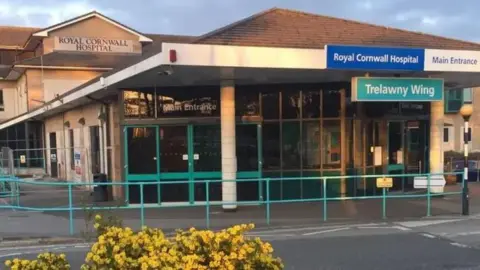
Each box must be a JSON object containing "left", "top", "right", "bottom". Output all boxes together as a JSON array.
[{"left": 153, "top": 157, "right": 157, "bottom": 160}]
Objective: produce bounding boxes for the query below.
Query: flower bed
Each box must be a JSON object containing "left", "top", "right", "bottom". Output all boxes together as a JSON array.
[{"left": 4, "top": 215, "right": 284, "bottom": 270}]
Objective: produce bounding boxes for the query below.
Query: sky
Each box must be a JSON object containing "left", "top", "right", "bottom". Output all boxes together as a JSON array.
[{"left": 0, "top": 0, "right": 478, "bottom": 42}]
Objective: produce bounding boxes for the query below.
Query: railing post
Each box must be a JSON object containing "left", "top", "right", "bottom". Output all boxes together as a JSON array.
[
  {"left": 140, "top": 183, "right": 145, "bottom": 228},
  {"left": 68, "top": 183, "right": 74, "bottom": 235},
  {"left": 427, "top": 174, "right": 431, "bottom": 217},
  {"left": 206, "top": 180, "right": 210, "bottom": 229},
  {"left": 382, "top": 187, "right": 386, "bottom": 219},
  {"left": 323, "top": 177, "right": 327, "bottom": 221},
  {"left": 266, "top": 178, "right": 270, "bottom": 225}
]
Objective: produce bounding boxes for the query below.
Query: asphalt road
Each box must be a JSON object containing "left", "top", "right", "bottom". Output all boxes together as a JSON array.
[{"left": 3, "top": 221, "right": 480, "bottom": 269}]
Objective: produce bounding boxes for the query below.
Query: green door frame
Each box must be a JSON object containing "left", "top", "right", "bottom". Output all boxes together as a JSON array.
[
  {"left": 123, "top": 125, "right": 161, "bottom": 204},
  {"left": 124, "top": 123, "right": 263, "bottom": 205}
]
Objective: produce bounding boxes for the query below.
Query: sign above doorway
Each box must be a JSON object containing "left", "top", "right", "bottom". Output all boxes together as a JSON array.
[{"left": 351, "top": 77, "right": 443, "bottom": 102}]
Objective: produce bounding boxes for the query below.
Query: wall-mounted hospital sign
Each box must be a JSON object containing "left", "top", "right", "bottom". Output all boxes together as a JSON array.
[
  {"left": 326, "top": 45, "right": 425, "bottom": 71},
  {"left": 351, "top": 77, "right": 443, "bottom": 102},
  {"left": 54, "top": 36, "right": 136, "bottom": 54}
]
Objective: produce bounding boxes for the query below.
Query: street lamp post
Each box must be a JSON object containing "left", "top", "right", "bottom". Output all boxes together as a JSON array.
[{"left": 460, "top": 104, "right": 473, "bottom": 216}]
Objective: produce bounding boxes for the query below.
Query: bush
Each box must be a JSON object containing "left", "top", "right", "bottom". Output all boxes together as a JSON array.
[
  {"left": 5, "top": 215, "right": 284, "bottom": 270},
  {"left": 4, "top": 252, "right": 70, "bottom": 269}
]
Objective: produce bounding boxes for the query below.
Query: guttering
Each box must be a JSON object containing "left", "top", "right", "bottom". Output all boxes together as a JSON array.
[{"left": 14, "top": 65, "right": 113, "bottom": 71}]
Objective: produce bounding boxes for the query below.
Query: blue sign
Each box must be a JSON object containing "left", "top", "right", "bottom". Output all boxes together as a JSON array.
[{"left": 326, "top": 45, "right": 425, "bottom": 71}]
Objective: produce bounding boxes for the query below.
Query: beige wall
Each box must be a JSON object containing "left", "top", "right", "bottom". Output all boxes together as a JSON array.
[
  {"left": 43, "top": 16, "right": 142, "bottom": 54},
  {"left": 0, "top": 81, "right": 17, "bottom": 121},
  {"left": 26, "top": 69, "right": 102, "bottom": 111},
  {"left": 444, "top": 87, "right": 480, "bottom": 153},
  {"left": 44, "top": 102, "right": 104, "bottom": 183}
]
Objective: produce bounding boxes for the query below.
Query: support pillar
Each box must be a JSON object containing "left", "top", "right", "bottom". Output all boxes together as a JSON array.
[
  {"left": 430, "top": 101, "right": 445, "bottom": 193},
  {"left": 221, "top": 80, "right": 237, "bottom": 211}
]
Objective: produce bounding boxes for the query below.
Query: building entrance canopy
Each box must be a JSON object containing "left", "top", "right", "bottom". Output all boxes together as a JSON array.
[
  {"left": 2, "top": 42, "right": 480, "bottom": 130},
  {"left": 117, "top": 42, "right": 480, "bottom": 90}
]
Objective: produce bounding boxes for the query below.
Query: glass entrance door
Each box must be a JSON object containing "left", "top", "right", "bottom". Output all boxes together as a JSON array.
[
  {"left": 158, "top": 126, "right": 191, "bottom": 202},
  {"left": 124, "top": 123, "right": 262, "bottom": 204},
  {"left": 124, "top": 126, "right": 160, "bottom": 204},
  {"left": 387, "top": 121, "right": 405, "bottom": 191}
]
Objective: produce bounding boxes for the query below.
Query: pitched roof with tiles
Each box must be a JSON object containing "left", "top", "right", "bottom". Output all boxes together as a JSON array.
[
  {"left": 195, "top": 8, "right": 480, "bottom": 50},
  {"left": 0, "top": 26, "right": 39, "bottom": 48}
]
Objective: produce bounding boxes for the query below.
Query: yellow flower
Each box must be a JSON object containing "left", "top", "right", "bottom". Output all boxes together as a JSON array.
[
  {"left": 4, "top": 260, "right": 11, "bottom": 267},
  {"left": 94, "top": 223, "right": 100, "bottom": 229},
  {"left": 95, "top": 214, "right": 102, "bottom": 221}
]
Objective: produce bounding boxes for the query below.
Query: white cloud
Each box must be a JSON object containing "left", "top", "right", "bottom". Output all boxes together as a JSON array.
[
  {"left": 357, "top": 1, "right": 373, "bottom": 10},
  {"left": 0, "top": 0, "right": 126, "bottom": 26}
]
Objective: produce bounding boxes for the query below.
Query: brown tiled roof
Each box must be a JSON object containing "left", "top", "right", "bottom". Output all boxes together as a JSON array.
[
  {"left": 195, "top": 8, "right": 480, "bottom": 50},
  {"left": 0, "top": 26, "right": 39, "bottom": 48}
]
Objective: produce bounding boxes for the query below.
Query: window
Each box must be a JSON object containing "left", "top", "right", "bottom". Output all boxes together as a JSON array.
[
  {"left": 443, "top": 128, "right": 449, "bottom": 142},
  {"left": 445, "top": 89, "right": 463, "bottom": 113},
  {"left": 69, "top": 129, "right": 74, "bottom": 170},
  {"left": 468, "top": 127, "right": 472, "bottom": 142},
  {"left": 0, "top": 90, "right": 4, "bottom": 111},
  {"left": 445, "top": 88, "right": 473, "bottom": 113},
  {"left": 464, "top": 88, "right": 473, "bottom": 104}
]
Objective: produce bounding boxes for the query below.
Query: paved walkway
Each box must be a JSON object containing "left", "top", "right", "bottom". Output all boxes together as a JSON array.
[{"left": 0, "top": 180, "right": 478, "bottom": 239}]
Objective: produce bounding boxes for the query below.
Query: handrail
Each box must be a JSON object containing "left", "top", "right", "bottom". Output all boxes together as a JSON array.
[{"left": 0, "top": 172, "right": 465, "bottom": 236}]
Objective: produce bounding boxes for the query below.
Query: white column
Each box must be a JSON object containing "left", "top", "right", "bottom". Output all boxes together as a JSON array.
[
  {"left": 221, "top": 80, "right": 237, "bottom": 211},
  {"left": 430, "top": 101, "right": 445, "bottom": 193}
]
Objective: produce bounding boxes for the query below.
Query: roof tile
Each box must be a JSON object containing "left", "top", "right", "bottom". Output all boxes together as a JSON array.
[{"left": 195, "top": 8, "right": 480, "bottom": 50}]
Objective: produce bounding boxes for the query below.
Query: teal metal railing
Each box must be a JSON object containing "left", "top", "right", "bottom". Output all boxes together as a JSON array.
[{"left": 0, "top": 172, "right": 465, "bottom": 236}]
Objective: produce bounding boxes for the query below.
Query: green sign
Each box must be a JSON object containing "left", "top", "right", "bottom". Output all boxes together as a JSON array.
[{"left": 352, "top": 77, "right": 443, "bottom": 102}]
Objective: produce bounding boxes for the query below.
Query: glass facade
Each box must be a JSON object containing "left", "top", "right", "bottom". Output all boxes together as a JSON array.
[
  {"left": 0, "top": 121, "right": 44, "bottom": 168},
  {"left": 122, "top": 83, "right": 431, "bottom": 202}
]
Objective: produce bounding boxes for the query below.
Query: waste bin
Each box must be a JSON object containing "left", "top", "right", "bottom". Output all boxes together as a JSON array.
[{"left": 93, "top": 173, "right": 108, "bottom": 202}]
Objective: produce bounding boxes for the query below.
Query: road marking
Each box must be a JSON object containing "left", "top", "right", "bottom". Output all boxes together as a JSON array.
[
  {"left": 391, "top": 226, "right": 411, "bottom": 231},
  {"left": 396, "top": 219, "right": 464, "bottom": 228},
  {"left": 0, "top": 243, "right": 90, "bottom": 252},
  {"left": 252, "top": 223, "right": 385, "bottom": 235},
  {"left": 357, "top": 226, "right": 391, "bottom": 229},
  {"left": 0, "top": 252, "right": 21, "bottom": 259},
  {"left": 248, "top": 234, "right": 295, "bottom": 237},
  {"left": 450, "top": 242, "right": 469, "bottom": 248},
  {"left": 302, "top": 227, "right": 350, "bottom": 236},
  {"left": 421, "top": 233, "right": 436, "bottom": 239},
  {"left": 444, "top": 231, "right": 480, "bottom": 237}
]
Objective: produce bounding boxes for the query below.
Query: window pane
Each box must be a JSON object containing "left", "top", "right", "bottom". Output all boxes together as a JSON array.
[
  {"left": 261, "top": 92, "right": 279, "bottom": 120},
  {"left": 302, "top": 121, "right": 320, "bottom": 169},
  {"left": 262, "top": 123, "right": 280, "bottom": 170},
  {"left": 322, "top": 120, "right": 341, "bottom": 169},
  {"left": 138, "top": 90, "right": 155, "bottom": 118},
  {"left": 124, "top": 90, "right": 141, "bottom": 118},
  {"left": 157, "top": 88, "right": 219, "bottom": 117},
  {"left": 302, "top": 90, "right": 321, "bottom": 118},
  {"left": 464, "top": 88, "right": 473, "bottom": 103},
  {"left": 236, "top": 88, "right": 259, "bottom": 117},
  {"left": 282, "top": 90, "right": 301, "bottom": 119},
  {"left": 443, "top": 128, "right": 449, "bottom": 142},
  {"left": 322, "top": 89, "right": 341, "bottom": 117},
  {"left": 282, "top": 122, "right": 300, "bottom": 169}
]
